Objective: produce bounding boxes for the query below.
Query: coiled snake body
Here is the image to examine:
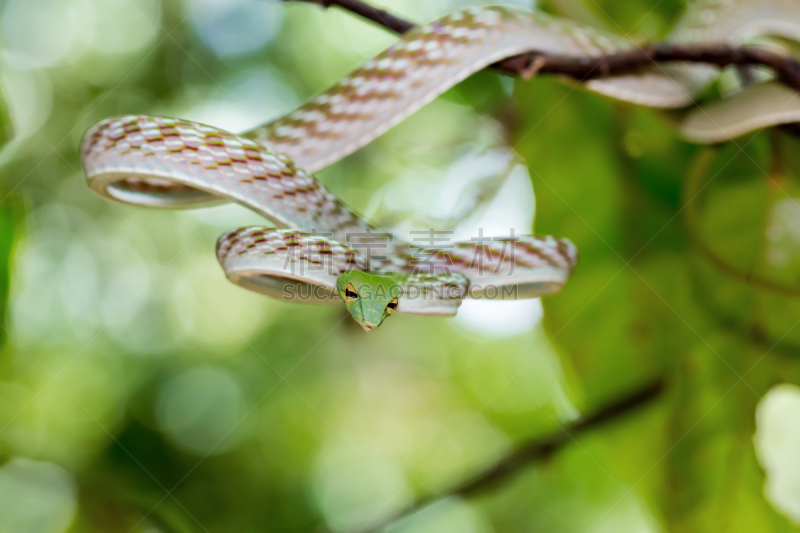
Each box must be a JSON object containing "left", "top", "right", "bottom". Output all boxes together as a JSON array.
[{"left": 81, "top": 1, "right": 800, "bottom": 331}]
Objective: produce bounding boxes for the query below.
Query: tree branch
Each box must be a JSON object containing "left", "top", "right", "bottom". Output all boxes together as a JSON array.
[
  {"left": 284, "top": 0, "right": 414, "bottom": 34},
  {"left": 357, "top": 379, "right": 665, "bottom": 533},
  {"left": 282, "top": 0, "right": 800, "bottom": 93}
]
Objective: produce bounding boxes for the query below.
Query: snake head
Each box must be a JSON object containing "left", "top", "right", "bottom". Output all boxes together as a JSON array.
[{"left": 336, "top": 271, "right": 401, "bottom": 332}]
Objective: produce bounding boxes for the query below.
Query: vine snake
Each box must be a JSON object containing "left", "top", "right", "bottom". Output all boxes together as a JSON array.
[{"left": 81, "top": 2, "right": 800, "bottom": 331}]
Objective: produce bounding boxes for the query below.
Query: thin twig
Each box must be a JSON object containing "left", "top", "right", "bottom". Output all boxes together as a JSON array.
[
  {"left": 282, "top": 0, "right": 800, "bottom": 93},
  {"left": 357, "top": 379, "right": 665, "bottom": 533},
  {"left": 682, "top": 149, "right": 800, "bottom": 299},
  {"left": 283, "top": 0, "right": 414, "bottom": 34}
]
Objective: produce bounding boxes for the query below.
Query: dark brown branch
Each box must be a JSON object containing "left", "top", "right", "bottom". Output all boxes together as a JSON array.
[
  {"left": 502, "top": 45, "right": 800, "bottom": 91},
  {"left": 283, "top": 0, "right": 414, "bottom": 34},
  {"left": 283, "top": 0, "right": 800, "bottom": 93},
  {"left": 357, "top": 379, "right": 665, "bottom": 533}
]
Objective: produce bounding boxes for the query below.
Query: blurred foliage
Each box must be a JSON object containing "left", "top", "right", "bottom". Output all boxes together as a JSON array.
[{"left": 0, "top": 0, "right": 798, "bottom": 532}]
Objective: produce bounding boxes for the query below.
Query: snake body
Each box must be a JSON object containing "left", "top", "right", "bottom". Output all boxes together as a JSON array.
[
  {"left": 216, "top": 227, "right": 576, "bottom": 316},
  {"left": 80, "top": 1, "right": 800, "bottom": 329},
  {"left": 83, "top": 115, "right": 368, "bottom": 239},
  {"left": 681, "top": 82, "right": 800, "bottom": 142},
  {"left": 83, "top": 114, "right": 577, "bottom": 327}
]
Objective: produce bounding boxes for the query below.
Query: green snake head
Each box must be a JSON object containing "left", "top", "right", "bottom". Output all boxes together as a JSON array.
[{"left": 336, "top": 270, "right": 401, "bottom": 331}]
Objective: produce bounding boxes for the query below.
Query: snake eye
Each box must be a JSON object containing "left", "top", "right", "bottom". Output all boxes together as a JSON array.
[
  {"left": 344, "top": 283, "right": 359, "bottom": 303},
  {"left": 386, "top": 298, "right": 398, "bottom": 315}
]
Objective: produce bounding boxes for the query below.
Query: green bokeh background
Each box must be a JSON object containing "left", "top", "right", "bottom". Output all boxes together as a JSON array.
[{"left": 0, "top": 0, "right": 799, "bottom": 531}]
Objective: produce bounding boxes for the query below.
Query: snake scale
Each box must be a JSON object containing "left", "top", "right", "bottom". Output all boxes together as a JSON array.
[{"left": 81, "top": 1, "right": 800, "bottom": 331}]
